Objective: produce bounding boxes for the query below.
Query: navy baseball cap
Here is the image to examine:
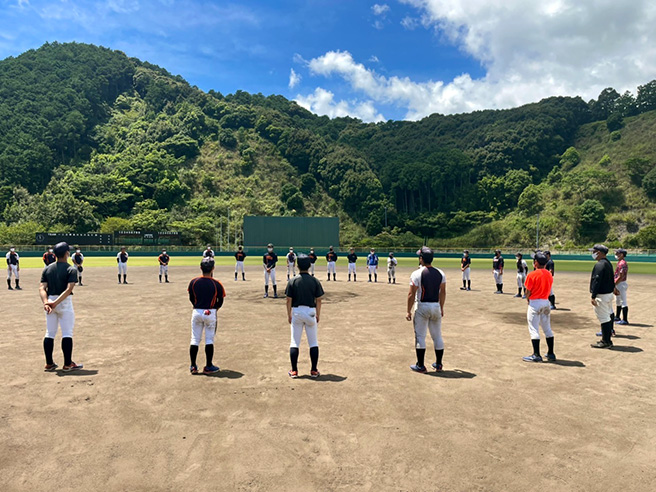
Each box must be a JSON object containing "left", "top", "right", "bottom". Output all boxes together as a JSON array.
[
  {"left": 532, "top": 251, "right": 548, "bottom": 265},
  {"left": 200, "top": 258, "right": 215, "bottom": 272},
  {"left": 297, "top": 254, "right": 311, "bottom": 271},
  {"left": 416, "top": 246, "right": 434, "bottom": 263},
  {"left": 615, "top": 248, "right": 627, "bottom": 255},
  {"left": 53, "top": 242, "right": 70, "bottom": 258},
  {"left": 589, "top": 244, "right": 609, "bottom": 254}
]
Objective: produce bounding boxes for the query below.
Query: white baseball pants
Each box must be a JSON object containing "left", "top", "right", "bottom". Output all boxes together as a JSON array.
[
  {"left": 159, "top": 265, "right": 168, "bottom": 275},
  {"left": 388, "top": 266, "right": 396, "bottom": 279},
  {"left": 615, "top": 281, "right": 628, "bottom": 307},
  {"left": 287, "top": 263, "right": 296, "bottom": 277},
  {"left": 45, "top": 296, "right": 75, "bottom": 339},
  {"left": 493, "top": 270, "right": 503, "bottom": 284},
  {"left": 462, "top": 268, "right": 470, "bottom": 281},
  {"left": 527, "top": 299, "right": 553, "bottom": 340},
  {"left": 368, "top": 265, "right": 377, "bottom": 275},
  {"left": 348, "top": 263, "right": 356, "bottom": 274},
  {"left": 7, "top": 264, "right": 19, "bottom": 279},
  {"left": 593, "top": 293, "right": 615, "bottom": 323},
  {"left": 413, "top": 302, "right": 444, "bottom": 350},
  {"left": 517, "top": 273, "right": 527, "bottom": 289},
  {"left": 190, "top": 309, "right": 217, "bottom": 345},
  {"left": 264, "top": 267, "right": 276, "bottom": 285},
  {"left": 310, "top": 263, "right": 315, "bottom": 275},
  {"left": 118, "top": 262, "right": 128, "bottom": 275},
  {"left": 235, "top": 261, "right": 245, "bottom": 274},
  {"left": 327, "top": 261, "right": 336, "bottom": 275},
  {"left": 290, "top": 306, "right": 318, "bottom": 348}
]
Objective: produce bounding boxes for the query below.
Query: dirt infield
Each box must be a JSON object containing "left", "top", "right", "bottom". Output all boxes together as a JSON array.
[{"left": 1, "top": 264, "right": 655, "bottom": 491}]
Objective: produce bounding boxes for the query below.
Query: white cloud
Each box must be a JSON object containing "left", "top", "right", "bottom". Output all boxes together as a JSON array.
[
  {"left": 400, "top": 16, "right": 418, "bottom": 30},
  {"left": 288, "top": 68, "right": 301, "bottom": 89},
  {"left": 371, "top": 3, "right": 390, "bottom": 16},
  {"left": 369, "top": 55, "right": 380, "bottom": 63},
  {"left": 295, "top": 87, "right": 385, "bottom": 123},
  {"left": 298, "top": 1, "right": 656, "bottom": 120}
]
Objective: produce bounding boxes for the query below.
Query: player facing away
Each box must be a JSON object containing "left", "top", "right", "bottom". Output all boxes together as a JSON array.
[
  {"left": 117, "top": 247, "right": 128, "bottom": 284},
  {"left": 460, "top": 250, "right": 471, "bottom": 291},
  {"left": 387, "top": 252, "right": 398, "bottom": 284},
  {"left": 187, "top": 258, "right": 225, "bottom": 375},
  {"left": 72, "top": 248, "right": 84, "bottom": 286},
  {"left": 614, "top": 248, "right": 629, "bottom": 325},
  {"left": 407, "top": 246, "right": 446, "bottom": 373},
  {"left": 285, "top": 254, "right": 324, "bottom": 378},
  {"left": 158, "top": 249, "right": 170, "bottom": 283},
  {"left": 326, "top": 245, "right": 338, "bottom": 281},
  {"left": 347, "top": 247, "right": 357, "bottom": 281},
  {"left": 522, "top": 252, "right": 556, "bottom": 362},
  {"left": 235, "top": 245, "right": 246, "bottom": 281},
  {"left": 39, "top": 242, "right": 83, "bottom": 372},
  {"left": 263, "top": 243, "right": 278, "bottom": 298},
  {"left": 6, "top": 246, "right": 20, "bottom": 290},
  {"left": 515, "top": 252, "right": 529, "bottom": 298},
  {"left": 286, "top": 247, "right": 297, "bottom": 280},
  {"left": 308, "top": 248, "right": 318, "bottom": 276},
  {"left": 43, "top": 247, "right": 56, "bottom": 266},
  {"left": 367, "top": 248, "right": 379, "bottom": 282},
  {"left": 545, "top": 251, "right": 556, "bottom": 309},
  {"left": 590, "top": 244, "right": 616, "bottom": 349},
  {"left": 493, "top": 249, "right": 504, "bottom": 294},
  {"left": 203, "top": 245, "right": 214, "bottom": 259}
]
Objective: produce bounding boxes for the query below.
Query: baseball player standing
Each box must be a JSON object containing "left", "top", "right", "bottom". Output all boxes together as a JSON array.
[
  {"left": 308, "top": 248, "right": 318, "bottom": 276},
  {"left": 407, "top": 246, "right": 446, "bottom": 373},
  {"left": 515, "top": 253, "right": 528, "bottom": 298},
  {"left": 187, "top": 258, "right": 225, "bottom": 374},
  {"left": 117, "top": 246, "right": 128, "bottom": 284},
  {"left": 460, "top": 250, "right": 471, "bottom": 291},
  {"left": 263, "top": 243, "right": 278, "bottom": 298},
  {"left": 234, "top": 245, "right": 246, "bottom": 281},
  {"left": 347, "top": 247, "right": 357, "bottom": 282},
  {"left": 158, "top": 249, "right": 170, "bottom": 283},
  {"left": 493, "top": 249, "right": 504, "bottom": 294},
  {"left": 387, "top": 252, "right": 398, "bottom": 284},
  {"left": 545, "top": 251, "right": 556, "bottom": 309},
  {"left": 6, "top": 247, "right": 20, "bottom": 290},
  {"left": 367, "top": 248, "right": 379, "bottom": 282},
  {"left": 285, "top": 254, "right": 324, "bottom": 378},
  {"left": 72, "top": 248, "right": 84, "bottom": 286},
  {"left": 203, "top": 246, "right": 215, "bottom": 259},
  {"left": 614, "top": 248, "right": 629, "bottom": 325},
  {"left": 326, "top": 246, "right": 338, "bottom": 281},
  {"left": 522, "top": 252, "right": 556, "bottom": 362},
  {"left": 286, "top": 247, "right": 297, "bottom": 280},
  {"left": 42, "top": 247, "right": 56, "bottom": 266},
  {"left": 589, "top": 244, "right": 616, "bottom": 349},
  {"left": 39, "top": 242, "right": 83, "bottom": 372}
]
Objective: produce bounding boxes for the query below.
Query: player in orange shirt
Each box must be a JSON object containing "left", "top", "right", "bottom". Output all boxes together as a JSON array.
[{"left": 522, "top": 251, "right": 555, "bottom": 363}]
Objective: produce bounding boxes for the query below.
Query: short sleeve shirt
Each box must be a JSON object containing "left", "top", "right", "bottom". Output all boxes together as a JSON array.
[
  {"left": 40, "top": 262, "right": 78, "bottom": 296},
  {"left": 524, "top": 268, "right": 553, "bottom": 300},
  {"left": 410, "top": 266, "right": 446, "bottom": 303},
  {"left": 285, "top": 273, "right": 325, "bottom": 308}
]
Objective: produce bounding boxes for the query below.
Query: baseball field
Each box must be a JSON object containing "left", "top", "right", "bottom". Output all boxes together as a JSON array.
[{"left": 1, "top": 261, "right": 655, "bottom": 491}]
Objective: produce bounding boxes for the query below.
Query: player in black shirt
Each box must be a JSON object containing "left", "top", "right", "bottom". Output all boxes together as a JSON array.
[
  {"left": 460, "top": 250, "right": 471, "bottom": 290},
  {"left": 493, "top": 250, "right": 504, "bottom": 294},
  {"left": 589, "top": 245, "right": 616, "bottom": 349},
  {"left": 308, "top": 248, "right": 318, "bottom": 276},
  {"left": 42, "top": 248, "right": 56, "bottom": 266},
  {"left": 72, "top": 248, "right": 84, "bottom": 286},
  {"left": 347, "top": 248, "right": 358, "bottom": 282},
  {"left": 234, "top": 246, "right": 247, "bottom": 281},
  {"left": 285, "top": 254, "right": 325, "bottom": 378},
  {"left": 263, "top": 243, "right": 278, "bottom": 298}
]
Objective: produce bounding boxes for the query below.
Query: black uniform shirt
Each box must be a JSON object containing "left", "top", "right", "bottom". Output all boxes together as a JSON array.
[
  {"left": 546, "top": 259, "right": 555, "bottom": 276},
  {"left": 263, "top": 252, "right": 278, "bottom": 269},
  {"left": 41, "top": 262, "right": 78, "bottom": 296},
  {"left": 158, "top": 254, "right": 170, "bottom": 264},
  {"left": 235, "top": 251, "right": 246, "bottom": 261},
  {"left": 493, "top": 256, "right": 504, "bottom": 270},
  {"left": 118, "top": 252, "right": 128, "bottom": 263},
  {"left": 188, "top": 277, "right": 225, "bottom": 309},
  {"left": 285, "top": 273, "right": 325, "bottom": 308},
  {"left": 308, "top": 253, "right": 317, "bottom": 264},
  {"left": 347, "top": 253, "right": 358, "bottom": 263},
  {"left": 461, "top": 256, "right": 471, "bottom": 268},
  {"left": 590, "top": 258, "right": 615, "bottom": 298},
  {"left": 73, "top": 253, "right": 84, "bottom": 265},
  {"left": 326, "top": 251, "right": 338, "bottom": 262},
  {"left": 7, "top": 252, "right": 19, "bottom": 265}
]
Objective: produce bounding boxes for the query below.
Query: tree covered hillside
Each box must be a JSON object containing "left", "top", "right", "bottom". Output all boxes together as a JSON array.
[{"left": 1, "top": 42, "right": 655, "bottom": 248}]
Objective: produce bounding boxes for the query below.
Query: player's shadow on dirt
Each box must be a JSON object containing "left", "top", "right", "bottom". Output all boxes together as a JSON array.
[
  {"left": 628, "top": 323, "right": 653, "bottom": 328},
  {"left": 427, "top": 369, "right": 476, "bottom": 379},
  {"left": 55, "top": 369, "right": 99, "bottom": 377},
  {"left": 549, "top": 359, "right": 585, "bottom": 367},
  {"left": 322, "top": 292, "right": 359, "bottom": 303},
  {"left": 613, "top": 334, "right": 641, "bottom": 340},
  {"left": 610, "top": 346, "right": 643, "bottom": 353},
  {"left": 298, "top": 374, "right": 347, "bottom": 382},
  {"left": 204, "top": 370, "right": 244, "bottom": 379}
]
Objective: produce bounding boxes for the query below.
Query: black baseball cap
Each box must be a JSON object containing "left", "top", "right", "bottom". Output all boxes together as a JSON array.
[
  {"left": 53, "top": 242, "right": 70, "bottom": 258},
  {"left": 589, "top": 244, "right": 609, "bottom": 254},
  {"left": 516, "top": 252, "right": 523, "bottom": 258},
  {"left": 615, "top": 248, "right": 627, "bottom": 255},
  {"left": 297, "top": 254, "right": 311, "bottom": 271},
  {"left": 416, "top": 246, "right": 434, "bottom": 264},
  {"left": 532, "top": 251, "right": 548, "bottom": 265},
  {"left": 200, "top": 258, "right": 215, "bottom": 273}
]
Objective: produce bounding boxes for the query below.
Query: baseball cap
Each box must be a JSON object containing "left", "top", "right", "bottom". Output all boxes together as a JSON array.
[
  {"left": 54, "top": 242, "right": 70, "bottom": 258},
  {"left": 297, "top": 254, "right": 311, "bottom": 271},
  {"left": 495, "top": 249, "right": 501, "bottom": 254},
  {"left": 268, "top": 243, "right": 273, "bottom": 248},
  {"left": 532, "top": 251, "right": 548, "bottom": 265},
  {"left": 615, "top": 248, "right": 627, "bottom": 255},
  {"left": 516, "top": 252, "right": 523, "bottom": 258},
  {"left": 416, "top": 246, "right": 434, "bottom": 263},
  {"left": 589, "top": 244, "right": 609, "bottom": 254},
  {"left": 200, "top": 257, "right": 215, "bottom": 273}
]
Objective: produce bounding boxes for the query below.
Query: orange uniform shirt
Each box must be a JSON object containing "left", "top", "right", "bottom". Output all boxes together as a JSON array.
[{"left": 524, "top": 268, "right": 553, "bottom": 300}]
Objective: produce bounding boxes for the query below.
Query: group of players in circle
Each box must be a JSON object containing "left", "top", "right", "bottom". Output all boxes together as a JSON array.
[{"left": 13, "top": 240, "right": 632, "bottom": 376}]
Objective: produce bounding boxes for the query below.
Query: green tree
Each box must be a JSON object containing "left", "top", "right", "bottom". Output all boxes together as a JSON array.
[
  {"left": 642, "top": 166, "right": 656, "bottom": 199},
  {"left": 578, "top": 199, "right": 606, "bottom": 238},
  {"left": 100, "top": 216, "right": 132, "bottom": 233},
  {"left": 517, "top": 184, "right": 543, "bottom": 216}
]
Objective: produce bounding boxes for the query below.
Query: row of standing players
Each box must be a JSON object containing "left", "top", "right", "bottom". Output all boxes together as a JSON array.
[{"left": 34, "top": 241, "right": 630, "bottom": 376}]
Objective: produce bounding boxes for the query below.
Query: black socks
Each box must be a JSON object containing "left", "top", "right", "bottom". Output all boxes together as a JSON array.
[
  {"left": 273, "top": 285, "right": 277, "bottom": 295},
  {"left": 118, "top": 274, "right": 121, "bottom": 283},
  {"left": 546, "top": 336, "right": 554, "bottom": 355},
  {"left": 190, "top": 345, "right": 199, "bottom": 366},
  {"left": 616, "top": 306, "right": 622, "bottom": 319},
  {"left": 123, "top": 274, "right": 127, "bottom": 283},
  {"left": 467, "top": 280, "right": 471, "bottom": 289},
  {"left": 205, "top": 344, "right": 214, "bottom": 367},
  {"left": 310, "top": 346, "right": 319, "bottom": 371},
  {"left": 159, "top": 275, "right": 162, "bottom": 282},
  {"left": 62, "top": 337, "right": 73, "bottom": 366},
  {"left": 354, "top": 274, "right": 356, "bottom": 282},
  {"left": 290, "top": 347, "right": 299, "bottom": 372},
  {"left": 7, "top": 279, "right": 10, "bottom": 288},
  {"left": 531, "top": 339, "right": 541, "bottom": 357},
  {"left": 463, "top": 280, "right": 467, "bottom": 289},
  {"left": 265, "top": 285, "right": 269, "bottom": 294},
  {"left": 416, "top": 348, "right": 426, "bottom": 367},
  {"left": 622, "top": 307, "right": 629, "bottom": 323},
  {"left": 601, "top": 321, "right": 614, "bottom": 343},
  {"left": 333, "top": 274, "right": 336, "bottom": 281},
  {"left": 44, "top": 338, "right": 54, "bottom": 365},
  {"left": 435, "top": 349, "right": 444, "bottom": 366},
  {"left": 549, "top": 295, "right": 556, "bottom": 308},
  {"left": 242, "top": 273, "right": 245, "bottom": 280}
]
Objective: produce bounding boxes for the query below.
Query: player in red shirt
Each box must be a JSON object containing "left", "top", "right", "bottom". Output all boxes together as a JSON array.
[{"left": 522, "top": 251, "right": 555, "bottom": 363}]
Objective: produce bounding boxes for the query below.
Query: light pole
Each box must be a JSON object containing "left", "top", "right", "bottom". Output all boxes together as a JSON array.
[
  {"left": 536, "top": 212, "right": 540, "bottom": 250},
  {"left": 384, "top": 206, "right": 388, "bottom": 228}
]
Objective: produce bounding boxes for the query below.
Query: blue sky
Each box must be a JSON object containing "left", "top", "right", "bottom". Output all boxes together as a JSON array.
[{"left": 1, "top": 1, "right": 655, "bottom": 121}]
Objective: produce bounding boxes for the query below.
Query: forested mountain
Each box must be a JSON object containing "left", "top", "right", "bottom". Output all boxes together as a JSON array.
[{"left": 1, "top": 42, "right": 655, "bottom": 248}]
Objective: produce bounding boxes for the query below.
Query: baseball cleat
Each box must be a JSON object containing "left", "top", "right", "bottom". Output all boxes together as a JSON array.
[
  {"left": 550, "top": 305, "right": 556, "bottom": 310},
  {"left": 62, "top": 362, "right": 83, "bottom": 372},
  {"left": 15, "top": 286, "right": 22, "bottom": 290},
  {"left": 310, "top": 370, "right": 320, "bottom": 378},
  {"left": 545, "top": 353, "right": 557, "bottom": 362},
  {"left": 614, "top": 317, "right": 621, "bottom": 322},
  {"left": 467, "top": 287, "right": 471, "bottom": 291},
  {"left": 273, "top": 294, "right": 278, "bottom": 298},
  {"left": 410, "top": 364, "right": 427, "bottom": 373},
  {"left": 431, "top": 362, "right": 443, "bottom": 372},
  {"left": 288, "top": 370, "right": 298, "bottom": 378},
  {"left": 591, "top": 340, "right": 613, "bottom": 349},
  {"left": 459, "top": 287, "right": 466, "bottom": 290},
  {"left": 522, "top": 354, "right": 543, "bottom": 362},
  {"left": 203, "top": 365, "right": 220, "bottom": 374},
  {"left": 44, "top": 363, "right": 58, "bottom": 372},
  {"left": 190, "top": 365, "right": 199, "bottom": 375},
  {"left": 514, "top": 294, "right": 522, "bottom": 298},
  {"left": 7, "top": 286, "right": 13, "bottom": 290},
  {"left": 263, "top": 293, "right": 268, "bottom": 298},
  {"left": 522, "top": 295, "right": 526, "bottom": 299},
  {"left": 617, "top": 320, "right": 628, "bottom": 325}
]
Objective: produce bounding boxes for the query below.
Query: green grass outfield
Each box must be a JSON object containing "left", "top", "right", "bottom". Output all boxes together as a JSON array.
[{"left": 17, "top": 256, "right": 656, "bottom": 274}]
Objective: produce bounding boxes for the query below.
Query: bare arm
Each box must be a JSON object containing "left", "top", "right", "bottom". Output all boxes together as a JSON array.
[
  {"left": 315, "top": 297, "right": 322, "bottom": 323},
  {"left": 439, "top": 282, "right": 446, "bottom": 317},
  {"left": 47, "top": 282, "right": 76, "bottom": 309},
  {"left": 39, "top": 282, "right": 52, "bottom": 313},
  {"left": 286, "top": 296, "right": 293, "bottom": 324},
  {"left": 406, "top": 284, "right": 418, "bottom": 321}
]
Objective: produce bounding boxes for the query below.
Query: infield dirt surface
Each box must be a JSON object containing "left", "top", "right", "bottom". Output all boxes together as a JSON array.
[{"left": 1, "top": 264, "right": 655, "bottom": 491}]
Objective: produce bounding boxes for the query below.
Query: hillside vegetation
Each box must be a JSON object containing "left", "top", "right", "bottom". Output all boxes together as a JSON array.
[{"left": 1, "top": 42, "right": 655, "bottom": 248}]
